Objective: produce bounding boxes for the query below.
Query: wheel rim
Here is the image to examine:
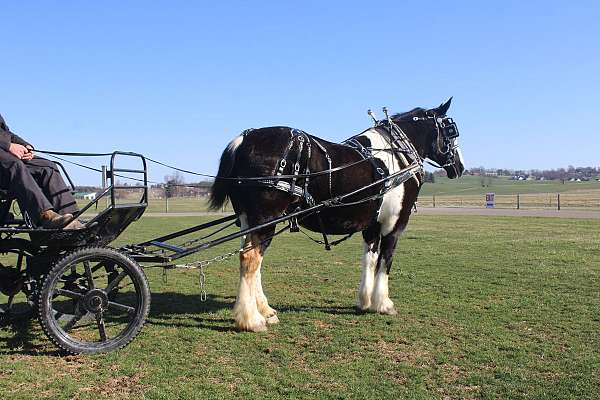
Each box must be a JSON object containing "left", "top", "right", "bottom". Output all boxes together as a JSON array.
[{"left": 47, "top": 255, "right": 144, "bottom": 348}]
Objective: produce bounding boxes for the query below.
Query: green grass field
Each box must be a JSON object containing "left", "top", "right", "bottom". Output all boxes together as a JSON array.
[
  {"left": 1, "top": 215, "right": 599, "bottom": 399},
  {"left": 420, "top": 175, "right": 600, "bottom": 196}
]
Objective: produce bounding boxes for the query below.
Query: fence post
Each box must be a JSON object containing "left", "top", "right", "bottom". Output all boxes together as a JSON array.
[
  {"left": 517, "top": 194, "right": 520, "bottom": 210},
  {"left": 557, "top": 193, "right": 561, "bottom": 211},
  {"left": 165, "top": 184, "right": 169, "bottom": 213},
  {"left": 433, "top": 195, "right": 436, "bottom": 208}
]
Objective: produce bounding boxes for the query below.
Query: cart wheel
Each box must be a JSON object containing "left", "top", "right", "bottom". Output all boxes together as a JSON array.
[
  {"left": 0, "top": 287, "right": 35, "bottom": 323},
  {"left": 0, "top": 246, "right": 37, "bottom": 324},
  {"left": 38, "top": 247, "right": 150, "bottom": 354}
]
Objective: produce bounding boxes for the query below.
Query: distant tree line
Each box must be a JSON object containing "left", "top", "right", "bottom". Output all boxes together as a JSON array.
[{"left": 463, "top": 166, "right": 600, "bottom": 181}]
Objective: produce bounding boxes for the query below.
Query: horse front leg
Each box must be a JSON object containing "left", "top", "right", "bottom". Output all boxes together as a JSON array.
[
  {"left": 357, "top": 240, "right": 378, "bottom": 311},
  {"left": 370, "top": 234, "right": 399, "bottom": 315}
]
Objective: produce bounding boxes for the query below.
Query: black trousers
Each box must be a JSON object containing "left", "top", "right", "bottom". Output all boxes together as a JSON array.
[{"left": 0, "top": 151, "right": 78, "bottom": 222}]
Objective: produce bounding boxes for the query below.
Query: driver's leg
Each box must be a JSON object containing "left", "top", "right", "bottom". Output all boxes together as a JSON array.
[
  {"left": 24, "top": 157, "right": 78, "bottom": 215},
  {"left": 0, "top": 152, "right": 73, "bottom": 228}
]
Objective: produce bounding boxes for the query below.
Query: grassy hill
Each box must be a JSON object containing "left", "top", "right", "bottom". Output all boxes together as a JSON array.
[{"left": 420, "top": 175, "right": 600, "bottom": 196}]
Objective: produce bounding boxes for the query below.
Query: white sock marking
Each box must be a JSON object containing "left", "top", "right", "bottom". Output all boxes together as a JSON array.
[{"left": 358, "top": 242, "right": 378, "bottom": 310}]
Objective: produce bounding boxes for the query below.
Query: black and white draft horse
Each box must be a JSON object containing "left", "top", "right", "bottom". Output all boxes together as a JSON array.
[{"left": 210, "top": 98, "right": 464, "bottom": 332}]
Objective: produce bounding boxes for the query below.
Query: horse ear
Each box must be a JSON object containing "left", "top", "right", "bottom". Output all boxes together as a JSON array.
[{"left": 436, "top": 97, "right": 453, "bottom": 115}]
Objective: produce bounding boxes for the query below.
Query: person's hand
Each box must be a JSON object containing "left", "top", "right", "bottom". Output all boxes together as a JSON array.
[
  {"left": 8, "top": 143, "right": 28, "bottom": 159},
  {"left": 22, "top": 144, "right": 34, "bottom": 161}
]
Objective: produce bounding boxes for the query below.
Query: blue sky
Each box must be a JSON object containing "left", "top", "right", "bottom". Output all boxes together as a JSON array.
[{"left": 2, "top": 1, "right": 599, "bottom": 184}]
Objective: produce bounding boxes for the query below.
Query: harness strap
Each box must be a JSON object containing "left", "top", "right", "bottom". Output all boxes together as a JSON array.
[
  {"left": 311, "top": 138, "right": 333, "bottom": 198},
  {"left": 276, "top": 131, "right": 295, "bottom": 177},
  {"left": 304, "top": 138, "right": 314, "bottom": 206},
  {"left": 316, "top": 212, "right": 331, "bottom": 251},
  {"left": 374, "top": 122, "right": 424, "bottom": 186},
  {"left": 344, "top": 138, "right": 388, "bottom": 184},
  {"left": 290, "top": 133, "right": 305, "bottom": 194},
  {"left": 266, "top": 129, "right": 317, "bottom": 205}
]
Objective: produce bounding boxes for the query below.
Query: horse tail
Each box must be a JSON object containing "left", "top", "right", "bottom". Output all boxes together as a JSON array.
[{"left": 209, "top": 134, "right": 244, "bottom": 210}]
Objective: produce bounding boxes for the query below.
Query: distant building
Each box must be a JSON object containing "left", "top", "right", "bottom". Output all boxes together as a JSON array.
[{"left": 74, "top": 192, "right": 97, "bottom": 200}]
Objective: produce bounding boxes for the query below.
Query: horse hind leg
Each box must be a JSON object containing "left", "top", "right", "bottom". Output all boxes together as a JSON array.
[
  {"left": 256, "top": 265, "right": 279, "bottom": 324},
  {"left": 251, "top": 222, "right": 278, "bottom": 324},
  {"left": 233, "top": 232, "right": 268, "bottom": 332}
]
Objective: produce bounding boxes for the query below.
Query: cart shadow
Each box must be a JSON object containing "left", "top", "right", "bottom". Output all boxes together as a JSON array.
[
  {"left": 0, "top": 295, "right": 371, "bottom": 353},
  {"left": 0, "top": 319, "right": 61, "bottom": 356},
  {"left": 146, "top": 292, "right": 237, "bottom": 332}
]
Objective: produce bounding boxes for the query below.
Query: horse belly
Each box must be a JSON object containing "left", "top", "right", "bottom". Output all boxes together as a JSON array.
[{"left": 299, "top": 202, "right": 379, "bottom": 235}]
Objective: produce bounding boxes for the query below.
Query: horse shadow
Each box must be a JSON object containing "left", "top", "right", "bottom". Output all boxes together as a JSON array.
[
  {"left": 147, "top": 292, "right": 361, "bottom": 331},
  {"left": 0, "top": 293, "right": 362, "bottom": 355}
]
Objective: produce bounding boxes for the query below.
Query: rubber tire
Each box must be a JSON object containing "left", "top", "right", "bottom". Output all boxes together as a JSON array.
[{"left": 38, "top": 247, "right": 150, "bottom": 355}]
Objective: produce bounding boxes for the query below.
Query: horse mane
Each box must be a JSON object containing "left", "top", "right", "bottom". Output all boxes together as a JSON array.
[{"left": 391, "top": 107, "right": 426, "bottom": 121}]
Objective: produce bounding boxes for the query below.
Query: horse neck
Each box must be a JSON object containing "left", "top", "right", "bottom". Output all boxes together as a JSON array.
[{"left": 394, "top": 121, "right": 428, "bottom": 160}]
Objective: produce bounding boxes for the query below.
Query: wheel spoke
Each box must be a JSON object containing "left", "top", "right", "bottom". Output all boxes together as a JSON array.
[
  {"left": 105, "top": 271, "right": 128, "bottom": 293},
  {"left": 6, "top": 296, "right": 14, "bottom": 309},
  {"left": 91, "top": 261, "right": 108, "bottom": 274},
  {"left": 107, "top": 301, "right": 135, "bottom": 314},
  {"left": 84, "top": 261, "right": 95, "bottom": 289},
  {"left": 55, "top": 288, "right": 84, "bottom": 299},
  {"left": 62, "top": 311, "right": 86, "bottom": 332},
  {"left": 95, "top": 311, "right": 107, "bottom": 341}
]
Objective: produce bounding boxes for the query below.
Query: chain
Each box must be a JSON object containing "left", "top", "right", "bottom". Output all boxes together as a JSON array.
[
  {"left": 161, "top": 247, "right": 242, "bottom": 301},
  {"left": 161, "top": 222, "right": 289, "bottom": 301}
]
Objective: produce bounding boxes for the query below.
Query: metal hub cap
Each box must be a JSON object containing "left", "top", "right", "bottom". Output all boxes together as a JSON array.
[{"left": 83, "top": 289, "right": 108, "bottom": 313}]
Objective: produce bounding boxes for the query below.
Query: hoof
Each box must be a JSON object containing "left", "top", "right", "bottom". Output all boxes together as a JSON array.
[
  {"left": 236, "top": 318, "right": 268, "bottom": 333},
  {"left": 355, "top": 304, "right": 370, "bottom": 314},
  {"left": 258, "top": 304, "right": 277, "bottom": 318},
  {"left": 266, "top": 314, "right": 280, "bottom": 325},
  {"left": 370, "top": 298, "right": 397, "bottom": 315},
  {"left": 378, "top": 306, "right": 398, "bottom": 316},
  {"left": 357, "top": 299, "right": 371, "bottom": 312}
]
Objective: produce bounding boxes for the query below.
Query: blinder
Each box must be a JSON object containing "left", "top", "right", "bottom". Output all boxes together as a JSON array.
[{"left": 439, "top": 117, "right": 459, "bottom": 139}]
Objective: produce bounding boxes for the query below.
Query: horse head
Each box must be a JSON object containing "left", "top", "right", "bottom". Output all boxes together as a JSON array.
[{"left": 394, "top": 98, "right": 465, "bottom": 179}]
